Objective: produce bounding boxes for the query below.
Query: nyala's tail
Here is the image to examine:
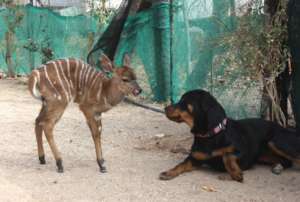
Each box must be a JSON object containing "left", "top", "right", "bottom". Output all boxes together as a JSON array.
[{"left": 28, "top": 70, "right": 42, "bottom": 100}]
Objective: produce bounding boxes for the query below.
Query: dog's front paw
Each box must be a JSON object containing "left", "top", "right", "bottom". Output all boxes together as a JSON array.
[
  {"left": 159, "top": 171, "right": 176, "bottom": 180},
  {"left": 271, "top": 163, "right": 283, "bottom": 175},
  {"left": 231, "top": 172, "right": 243, "bottom": 182}
]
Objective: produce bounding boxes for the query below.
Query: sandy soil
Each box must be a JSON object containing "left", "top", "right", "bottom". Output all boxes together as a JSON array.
[{"left": 0, "top": 79, "right": 300, "bottom": 202}]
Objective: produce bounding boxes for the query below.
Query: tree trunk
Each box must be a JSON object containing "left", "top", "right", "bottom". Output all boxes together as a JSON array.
[{"left": 5, "top": 31, "right": 15, "bottom": 78}]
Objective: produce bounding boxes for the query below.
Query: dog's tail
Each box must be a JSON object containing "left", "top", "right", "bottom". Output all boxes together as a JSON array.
[{"left": 271, "top": 127, "right": 300, "bottom": 160}]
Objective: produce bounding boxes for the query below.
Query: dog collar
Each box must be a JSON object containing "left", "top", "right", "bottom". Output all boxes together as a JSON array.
[{"left": 195, "top": 118, "right": 227, "bottom": 138}]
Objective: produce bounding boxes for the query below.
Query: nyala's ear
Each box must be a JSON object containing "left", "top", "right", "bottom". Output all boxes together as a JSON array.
[
  {"left": 122, "top": 53, "right": 131, "bottom": 67},
  {"left": 100, "top": 53, "right": 114, "bottom": 73}
]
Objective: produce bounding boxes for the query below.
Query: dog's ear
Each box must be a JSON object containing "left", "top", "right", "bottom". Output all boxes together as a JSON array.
[
  {"left": 191, "top": 102, "right": 208, "bottom": 134},
  {"left": 205, "top": 103, "right": 226, "bottom": 129},
  {"left": 191, "top": 92, "right": 226, "bottom": 134},
  {"left": 203, "top": 94, "right": 226, "bottom": 130}
]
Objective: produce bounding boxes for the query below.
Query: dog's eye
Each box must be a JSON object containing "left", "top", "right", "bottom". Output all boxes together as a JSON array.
[{"left": 178, "top": 104, "right": 186, "bottom": 110}]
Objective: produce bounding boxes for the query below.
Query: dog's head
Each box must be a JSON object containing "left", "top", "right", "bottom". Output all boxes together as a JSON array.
[{"left": 165, "top": 90, "right": 226, "bottom": 135}]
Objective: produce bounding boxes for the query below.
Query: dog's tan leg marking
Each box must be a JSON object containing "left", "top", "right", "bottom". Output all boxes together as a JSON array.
[
  {"left": 268, "top": 142, "right": 300, "bottom": 165},
  {"left": 191, "top": 146, "right": 235, "bottom": 160},
  {"left": 222, "top": 154, "right": 243, "bottom": 182},
  {"left": 159, "top": 158, "right": 195, "bottom": 180}
]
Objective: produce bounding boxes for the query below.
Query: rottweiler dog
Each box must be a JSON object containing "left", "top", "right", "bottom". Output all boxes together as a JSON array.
[{"left": 159, "top": 89, "right": 300, "bottom": 182}]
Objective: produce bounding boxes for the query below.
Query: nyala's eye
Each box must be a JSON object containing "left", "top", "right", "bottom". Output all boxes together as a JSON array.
[{"left": 122, "top": 78, "right": 130, "bottom": 82}]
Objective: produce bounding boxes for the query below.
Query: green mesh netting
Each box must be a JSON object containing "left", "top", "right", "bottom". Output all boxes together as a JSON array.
[
  {"left": 114, "top": 2, "right": 172, "bottom": 102},
  {"left": 113, "top": 0, "right": 263, "bottom": 118},
  {"left": 0, "top": 1, "right": 266, "bottom": 119},
  {"left": 0, "top": 5, "right": 99, "bottom": 75}
]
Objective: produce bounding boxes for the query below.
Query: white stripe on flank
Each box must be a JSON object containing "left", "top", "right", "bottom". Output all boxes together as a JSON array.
[
  {"left": 85, "top": 66, "right": 92, "bottom": 87},
  {"left": 81, "top": 63, "right": 88, "bottom": 90},
  {"left": 87, "top": 71, "right": 100, "bottom": 100},
  {"left": 96, "top": 81, "right": 103, "bottom": 102},
  {"left": 87, "top": 68, "right": 95, "bottom": 86},
  {"left": 43, "top": 65, "right": 61, "bottom": 100},
  {"left": 103, "top": 96, "right": 108, "bottom": 105},
  {"left": 74, "top": 60, "right": 79, "bottom": 90},
  {"left": 52, "top": 61, "right": 70, "bottom": 102},
  {"left": 90, "top": 72, "right": 100, "bottom": 89},
  {"left": 80, "top": 64, "right": 86, "bottom": 90},
  {"left": 88, "top": 68, "right": 97, "bottom": 86},
  {"left": 58, "top": 60, "right": 72, "bottom": 101},
  {"left": 66, "top": 58, "right": 74, "bottom": 90},
  {"left": 78, "top": 62, "right": 85, "bottom": 90}
]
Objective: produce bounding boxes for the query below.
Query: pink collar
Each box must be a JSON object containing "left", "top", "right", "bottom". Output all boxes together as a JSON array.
[{"left": 195, "top": 118, "right": 227, "bottom": 138}]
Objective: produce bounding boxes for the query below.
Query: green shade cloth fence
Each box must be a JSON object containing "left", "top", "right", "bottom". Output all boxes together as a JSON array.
[
  {"left": 0, "top": 1, "right": 266, "bottom": 119},
  {"left": 0, "top": 4, "right": 99, "bottom": 74}
]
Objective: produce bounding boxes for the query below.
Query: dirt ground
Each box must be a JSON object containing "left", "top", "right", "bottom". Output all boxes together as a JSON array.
[{"left": 0, "top": 79, "right": 300, "bottom": 202}]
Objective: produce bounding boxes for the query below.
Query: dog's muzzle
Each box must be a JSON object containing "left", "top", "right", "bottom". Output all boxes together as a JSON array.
[{"left": 164, "top": 105, "right": 182, "bottom": 122}]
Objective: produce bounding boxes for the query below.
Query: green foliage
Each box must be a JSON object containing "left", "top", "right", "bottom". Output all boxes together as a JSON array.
[
  {"left": 4, "top": 8, "right": 24, "bottom": 32},
  {"left": 0, "top": 5, "right": 99, "bottom": 75},
  {"left": 218, "top": 0, "right": 288, "bottom": 82},
  {"left": 2, "top": 4, "right": 24, "bottom": 77},
  {"left": 216, "top": 0, "right": 289, "bottom": 124},
  {"left": 86, "top": 0, "right": 116, "bottom": 24},
  {"left": 0, "top": 0, "right": 13, "bottom": 6}
]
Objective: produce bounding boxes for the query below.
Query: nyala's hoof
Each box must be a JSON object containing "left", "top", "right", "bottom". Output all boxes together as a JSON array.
[
  {"left": 56, "top": 159, "right": 63, "bottom": 173},
  {"left": 39, "top": 156, "right": 46, "bottom": 164},
  {"left": 57, "top": 167, "right": 64, "bottom": 173},
  {"left": 100, "top": 166, "right": 107, "bottom": 173},
  {"left": 98, "top": 159, "right": 106, "bottom": 173}
]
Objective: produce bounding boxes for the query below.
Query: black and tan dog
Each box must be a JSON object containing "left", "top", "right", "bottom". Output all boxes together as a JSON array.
[{"left": 159, "top": 89, "right": 300, "bottom": 182}]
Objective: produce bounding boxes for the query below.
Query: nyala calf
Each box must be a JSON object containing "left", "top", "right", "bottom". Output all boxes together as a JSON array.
[{"left": 28, "top": 54, "right": 142, "bottom": 173}]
